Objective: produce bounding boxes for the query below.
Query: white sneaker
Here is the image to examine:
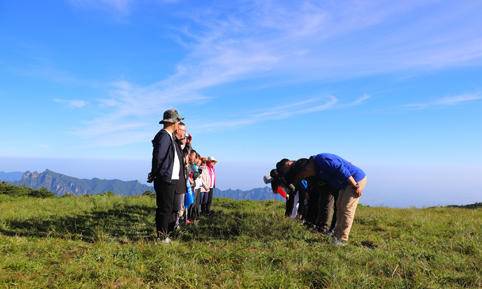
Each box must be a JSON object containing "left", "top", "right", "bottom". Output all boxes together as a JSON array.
[
  {"left": 331, "top": 237, "right": 347, "bottom": 247},
  {"left": 160, "top": 237, "right": 172, "bottom": 244}
]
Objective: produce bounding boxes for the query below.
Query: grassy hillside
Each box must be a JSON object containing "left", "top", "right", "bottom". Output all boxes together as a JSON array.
[{"left": 0, "top": 193, "right": 480, "bottom": 288}]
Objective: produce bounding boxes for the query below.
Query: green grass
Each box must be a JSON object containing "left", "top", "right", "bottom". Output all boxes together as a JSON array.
[{"left": 0, "top": 194, "right": 480, "bottom": 288}]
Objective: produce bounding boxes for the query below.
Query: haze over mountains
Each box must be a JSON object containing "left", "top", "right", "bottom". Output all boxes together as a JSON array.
[
  {"left": 0, "top": 170, "right": 279, "bottom": 200},
  {"left": 0, "top": 171, "right": 23, "bottom": 182}
]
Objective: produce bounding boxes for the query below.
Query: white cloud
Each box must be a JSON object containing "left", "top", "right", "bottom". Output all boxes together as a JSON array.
[
  {"left": 347, "top": 94, "right": 371, "bottom": 107},
  {"left": 75, "top": 0, "right": 482, "bottom": 146},
  {"left": 192, "top": 96, "right": 337, "bottom": 131},
  {"left": 405, "top": 93, "right": 482, "bottom": 110},
  {"left": 54, "top": 98, "right": 89, "bottom": 109},
  {"left": 192, "top": 94, "right": 371, "bottom": 132}
]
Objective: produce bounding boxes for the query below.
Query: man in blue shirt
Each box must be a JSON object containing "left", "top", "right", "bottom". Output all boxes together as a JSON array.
[{"left": 286, "top": 153, "right": 367, "bottom": 246}]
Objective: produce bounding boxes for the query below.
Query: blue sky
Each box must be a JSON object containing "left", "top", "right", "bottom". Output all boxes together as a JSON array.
[{"left": 1, "top": 0, "right": 482, "bottom": 207}]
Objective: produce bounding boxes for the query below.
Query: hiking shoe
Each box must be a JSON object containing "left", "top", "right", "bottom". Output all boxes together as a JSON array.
[
  {"left": 319, "top": 228, "right": 332, "bottom": 236},
  {"left": 331, "top": 237, "right": 347, "bottom": 247}
]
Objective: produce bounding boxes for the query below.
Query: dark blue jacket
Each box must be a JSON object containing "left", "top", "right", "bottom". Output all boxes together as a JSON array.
[
  {"left": 150, "top": 129, "right": 184, "bottom": 183},
  {"left": 312, "top": 153, "right": 365, "bottom": 190}
]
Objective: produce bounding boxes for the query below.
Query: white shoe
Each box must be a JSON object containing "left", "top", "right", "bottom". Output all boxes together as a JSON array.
[
  {"left": 160, "top": 237, "right": 172, "bottom": 244},
  {"left": 331, "top": 237, "right": 347, "bottom": 247}
]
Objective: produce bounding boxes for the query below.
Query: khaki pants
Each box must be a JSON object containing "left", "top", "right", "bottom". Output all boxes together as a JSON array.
[{"left": 334, "top": 177, "right": 367, "bottom": 241}]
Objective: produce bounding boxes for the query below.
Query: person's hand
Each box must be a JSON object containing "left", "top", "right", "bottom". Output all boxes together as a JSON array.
[
  {"left": 354, "top": 186, "right": 363, "bottom": 198},
  {"left": 147, "top": 173, "right": 154, "bottom": 183}
]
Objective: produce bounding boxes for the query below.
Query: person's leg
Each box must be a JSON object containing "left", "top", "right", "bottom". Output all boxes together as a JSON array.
[
  {"left": 313, "top": 188, "right": 323, "bottom": 227},
  {"left": 318, "top": 188, "right": 334, "bottom": 232},
  {"left": 187, "top": 187, "right": 195, "bottom": 221},
  {"left": 154, "top": 180, "right": 175, "bottom": 238},
  {"left": 206, "top": 188, "right": 214, "bottom": 213},
  {"left": 298, "top": 191, "right": 307, "bottom": 220},
  {"left": 290, "top": 191, "right": 299, "bottom": 219},
  {"left": 307, "top": 187, "right": 320, "bottom": 225},
  {"left": 285, "top": 189, "right": 295, "bottom": 217},
  {"left": 194, "top": 188, "right": 201, "bottom": 219},
  {"left": 329, "top": 190, "right": 339, "bottom": 232},
  {"left": 334, "top": 177, "right": 367, "bottom": 241},
  {"left": 201, "top": 191, "right": 208, "bottom": 214},
  {"left": 168, "top": 183, "right": 181, "bottom": 233},
  {"left": 173, "top": 193, "right": 184, "bottom": 226}
]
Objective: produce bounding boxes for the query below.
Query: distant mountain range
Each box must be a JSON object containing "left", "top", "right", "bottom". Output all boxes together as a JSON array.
[
  {"left": 11, "top": 170, "right": 152, "bottom": 196},
  {"left": 0, "top": 170, "right": 279, "bottom": 200}
]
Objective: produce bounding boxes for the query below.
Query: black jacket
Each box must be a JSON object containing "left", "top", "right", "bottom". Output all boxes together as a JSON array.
[{"left": 150, "top": 129, "right": 185, "bottom": 184}]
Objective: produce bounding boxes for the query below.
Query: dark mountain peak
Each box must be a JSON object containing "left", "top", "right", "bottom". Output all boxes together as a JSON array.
[{"left": 16, "top": 170, "right": 153, "bottom": 196}]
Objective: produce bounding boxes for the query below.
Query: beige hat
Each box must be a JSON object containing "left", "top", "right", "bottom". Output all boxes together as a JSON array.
[{"left": 208, "top": 156, "right": 218, "bottom": 163}]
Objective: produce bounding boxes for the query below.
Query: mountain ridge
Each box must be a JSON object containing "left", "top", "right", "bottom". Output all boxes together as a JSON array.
[
  {"left": 1, "top": 170, "right": 278, "bottom": 200},
  {"left": 15, "top": 169, "right": 152, "bottom": 196}
]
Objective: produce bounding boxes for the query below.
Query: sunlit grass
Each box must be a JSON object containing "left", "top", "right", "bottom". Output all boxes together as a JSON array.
[{"left": 0, "top": 193, "right": 480, "bottom": 288}]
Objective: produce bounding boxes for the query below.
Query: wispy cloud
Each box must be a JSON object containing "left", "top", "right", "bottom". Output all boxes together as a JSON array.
[
  {"left": 347, "top": 94, "right": 371, "bottom": 107},
  {"left": 54, "top": 98, "right": 89, "bottom": 109},
  {"left": 192, "top": 94, "right": 370, "bottom": 132},
  {"left": 405, "top": 93, "right": 482, "bottom": 110},
  {"left": 75, "top": 0, "right": 482, "bottom": 146}
]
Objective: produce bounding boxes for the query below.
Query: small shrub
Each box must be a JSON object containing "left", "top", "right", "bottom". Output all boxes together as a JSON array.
[
  {"left": 28, "top": 187, "right": 55, "bottom": 198},
  {"left": 99, "top": 191, "right": 116, "bottom": 197},
  {"left": 142, "top": 191, "right": 155, "bottom": 197}
]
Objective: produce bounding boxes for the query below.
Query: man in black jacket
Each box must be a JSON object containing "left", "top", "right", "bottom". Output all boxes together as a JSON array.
[{"left": 148, "top": 109, "right": 185, "bottom": 243}]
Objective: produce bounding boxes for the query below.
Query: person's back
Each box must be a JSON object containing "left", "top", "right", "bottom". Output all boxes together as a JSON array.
[
  {"left": 199, "top": 164, "right": 211, "bottom": 193},
  {"left": 150, "top": 130, "right": 176, "bottom": 183},
  {"left": 312, "top": 153, "right": 365, "bottom": 191}
]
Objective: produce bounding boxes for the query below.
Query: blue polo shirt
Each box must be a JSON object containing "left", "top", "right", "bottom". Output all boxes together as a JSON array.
[{"left": 312, "top": 153, "right": 365, "bottom": 190}]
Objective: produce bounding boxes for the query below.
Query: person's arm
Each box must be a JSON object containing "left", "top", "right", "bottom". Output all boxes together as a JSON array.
[
  {"left": 347, "top": 175, "right": 362, "bottom": 197},
  {"left": 276, "top": 186, "right": 287, "bottom": 200},
  {"left": 328, "top": 158, "right": 363, "bottom": 197},
  {"left": 151, "top": 133, "right": 171, "bottom": 177}
]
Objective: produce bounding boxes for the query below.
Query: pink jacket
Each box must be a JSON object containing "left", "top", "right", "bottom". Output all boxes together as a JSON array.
[{"left": 207, "top": 162, "right": 216, "bottom": 188}]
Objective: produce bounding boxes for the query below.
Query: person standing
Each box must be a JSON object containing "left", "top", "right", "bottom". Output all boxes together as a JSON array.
[
  {"left": 148, "top": 109, "right": 184, "bottom": 244},
  {"left": 193, "top": 153, "right": 204, "bottom": 219},
  {"left": 200, "top": 157, "right": 212, "bottom": 214},
  {"left": 174, "top": 122, "right": 188, "bottom": 227},
  {"left": 186, "top": 149, "right": 199, "bottom": 223},
  {"left": 205, "top": 156, "right": 217, "bottom": 215}
]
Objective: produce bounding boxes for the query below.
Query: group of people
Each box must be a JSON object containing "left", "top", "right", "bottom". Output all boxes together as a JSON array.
[
  {"left": 148, "top": 109, "right": 217, "bottom": 244},
  {"left": 148, "top": 108, "right": 366, "bottom": 247},
  {"left": 266, "top": 153, "right": 367, "bottom": 246}
]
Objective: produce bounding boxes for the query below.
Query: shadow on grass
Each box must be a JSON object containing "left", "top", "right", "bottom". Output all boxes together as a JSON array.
[
  {"left": 0, "top": 200, "right": 311, "bottom": 243},
  {"left": 179, "top": 208, "right": 307, "bottom": 242},
  {"left": 179, "top": 210, "right": 243, "bottom": 241},
  {"left": 0, "top": 204, "right": 156, "bottom": 242}
]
